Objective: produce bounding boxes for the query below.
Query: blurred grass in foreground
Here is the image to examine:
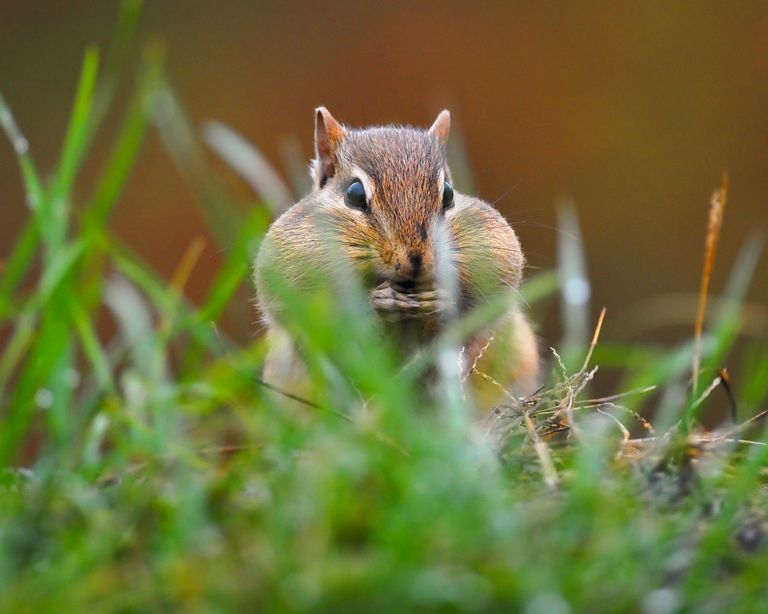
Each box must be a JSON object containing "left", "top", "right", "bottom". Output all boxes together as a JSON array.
[{"left": 1, "top": 3, "right": 768, "bottom": 610}]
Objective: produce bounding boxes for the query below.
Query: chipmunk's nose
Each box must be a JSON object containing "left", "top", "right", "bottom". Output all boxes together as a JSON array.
[
  {"left": 394, "top": 251, "right": 423, "bottom": 282},
  {"left": 408, "top": 252, "right": 423, "bottom": 276}
]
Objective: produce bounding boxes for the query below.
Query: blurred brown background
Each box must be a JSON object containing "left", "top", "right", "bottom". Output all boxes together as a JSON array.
[{"left": 1, "top": 1, "right": 767, "bottom": 347}]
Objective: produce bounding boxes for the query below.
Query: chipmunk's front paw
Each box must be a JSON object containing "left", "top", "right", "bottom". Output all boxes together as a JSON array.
[{"left": 370, "top": 282, "right": 454, "bottom": 320}]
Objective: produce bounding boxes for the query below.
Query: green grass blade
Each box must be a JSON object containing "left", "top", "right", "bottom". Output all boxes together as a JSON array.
[
  {"left": 36, "top": 242, "right": 85, "bottom": 304},
  {"left": 0, "top": 93, "right": 46, "bottom": 211},
  {"left": 83, "top": 73, "right": 149, "bottom": 232},
  {"left": 69, "top": 300, "right": 116, "bottom": 394},
  {"left": 1, "top": 298, "right": 74, "bottom": 465},
  {"left": 0, "top": 240, "right": 84, "bottom": 399},
  {"left": 520, "top": 270, "right": 559, "bottom": 305},
  {"left": 91, "top": 0, "right": 143, "bottom": 124},
  {"left": 713, "top": 232, "right": 765, "bottom": 329},
  {"left": 0, "top": 219, "right": 38, "bottom": 320},
  {"left": 108, "top": 237, "right": 232, "bottom": 352},
  {"left": 194, "top": 208, "right": 267, "bottom": 325},
  {"left": 52, "top": 47, "right": 100, "bottom": 203},
  {"left": 43, "top": 342, "right": 77, "bottom": 459},
  {"left": 739, "top": 347, "right": 768, "bottom": 415},
  {"left": 0, "top": 312, "right": 37, "bottom": 402},
  {"left": 0, "top": 239, "right": 84, "bottom": 395}
]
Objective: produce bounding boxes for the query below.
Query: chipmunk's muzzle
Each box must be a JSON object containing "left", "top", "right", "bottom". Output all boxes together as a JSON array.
[
  {"left": 393, "top": 251, "right": 423, "bottom": 284},
  {"left": 370, "top": 246, "right": 452, "bottom": 320}
]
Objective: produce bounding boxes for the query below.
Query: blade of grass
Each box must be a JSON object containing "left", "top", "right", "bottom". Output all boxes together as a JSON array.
[
  {"left": 0, "top": 311, "right": 37, "bottom": 401},
  {"left": 43, "top": 342, "right": 77, "bottom": 461},
  {"left": 203, "top": 120, "right": 293, "bottom": 214},
  {"left": 0, "top": 93, "right": 46, "bottom": 211},
  {"left": 0, "top": 242, "right": 84, "bottom": 398},
  {"left": 194, "top": 207, "right": 267, "bottom": 325},
  {"left": 69, "top": 300, "right": 116, "bottom": 394},
  {"left": 557, "top": 200, "right": 591, "bottom": 370},
  {"left": 0, "top": 94, "right": 50, "bottom": 423},
  {"left": 50, "top": 47, "right": 100, "bottom": 209},
  {"left": 90, "top": 0, "right": 144, "bottom": 125},
  {"left": 103, "top": 275, "right": 168, "bottom": 386},
  {"left": 160, "top": 235, "right": 207, "bottom": 334},
  {"left": 618, "top": 233, "right": 764, "bottom": 427},
  {"left": 739, "top": 348, "right": 768, "bottom": 415},
  {"left": 175, "top": 208, "right": 267, "bottom": 373},
  {"left": 108, "top": 237, "right": 233, "bottom": 351},
  {"left": 1, "top": 293, "right": 75, "bottom": 466},
  {"left": 0, "top": 220, "right": 38, "bottom": 320},
  {"left": 682, "top": 426, "right": 768, "bottom": 602},
  {"left": 683, "top": 232, "right": 765, "bottom": 426},
  {"left": 36, "top": 242, "right": 86, "bottom": 304},
  {"left": 143, "top": 58, "right": 242, "bottom": 245},
  {"left": 83, "top": 71, "right": 150, "bottom": 233},
  {"left": 71, "top": 52, "right": 153, "bottom": 345}
]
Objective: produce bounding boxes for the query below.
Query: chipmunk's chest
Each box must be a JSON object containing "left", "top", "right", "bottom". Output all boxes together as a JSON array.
[{"left": 379, "top": 317, "right": 442, "bottom": 355}]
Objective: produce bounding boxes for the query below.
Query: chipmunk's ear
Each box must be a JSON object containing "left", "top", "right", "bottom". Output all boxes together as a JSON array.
[
  {"left": 313, "top": 107, "right": 347, "bottom": 189},
  {"left": 429, "top": 109, "right": 451, "bottom": 146}
]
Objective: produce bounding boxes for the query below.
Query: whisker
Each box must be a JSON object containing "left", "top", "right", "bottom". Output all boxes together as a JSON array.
[
  {"left": 489, "top": 177, "right": 525, "bottom": 207},
  {"left": 510, "top": 220, "right": 581, "bottom": 241},
  {"left": 501, "top": 279, "right": 531, "bottom": 309}
]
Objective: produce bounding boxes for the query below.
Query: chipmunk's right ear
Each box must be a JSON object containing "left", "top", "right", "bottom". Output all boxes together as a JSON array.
[
  {"left": 429, "top": 109, "right": 451, "bottom": 146},
  {"left": 313, "top": 107, "right": 347, "bottom": 189}
]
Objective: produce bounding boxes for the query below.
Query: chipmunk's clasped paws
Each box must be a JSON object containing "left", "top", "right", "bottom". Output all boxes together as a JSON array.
[{"left": 369, "top": 281, "right": 454, "bottom": 321}]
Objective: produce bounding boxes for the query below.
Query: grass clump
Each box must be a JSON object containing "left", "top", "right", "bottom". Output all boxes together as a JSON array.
[{"left": 1, "top": 3, "right": 768, "bottom": 610}]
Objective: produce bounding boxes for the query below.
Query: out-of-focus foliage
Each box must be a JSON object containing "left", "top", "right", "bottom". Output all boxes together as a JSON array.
[{"left": 1, "top": 3, "right": 767, "bottom": 610}]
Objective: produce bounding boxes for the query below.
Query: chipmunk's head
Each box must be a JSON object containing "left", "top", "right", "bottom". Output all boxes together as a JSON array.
[{"left": 310, "top": 107, "right": 455, "bottom": 288}]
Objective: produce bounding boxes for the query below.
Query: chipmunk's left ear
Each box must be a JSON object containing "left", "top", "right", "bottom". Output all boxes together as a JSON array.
[
  {"left": 429, "top": 110, "right": 451, "bottom": 145},
  {"left": 313, "top": 107, "right": 347, "bottom": 189}
]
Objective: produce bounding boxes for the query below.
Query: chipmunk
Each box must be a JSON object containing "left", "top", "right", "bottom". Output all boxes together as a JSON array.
[{"left": 254, "top": 108, "right": 539, "bottom": 410}]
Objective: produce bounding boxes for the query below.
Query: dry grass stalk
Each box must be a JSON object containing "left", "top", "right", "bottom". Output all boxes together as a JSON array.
[
  {"left": 581, "top": 306, "right": 607, "bottom": 372},
  {"left": 472, "top": 366, "right": 560, "bottom": 487},
  {"left": 159, "top": 235, "right": 207, "bottom": 333},
  {"left": 170, "top": 235, "right": 207, "bottom": 294},
  {"left": 550, "top": 307, "right": 606, "bottom": 439},
  {"left": 462, "top": 334, "right": 495, "bottom": 383},
  {"left": 692, "top": 172, "right": 729, "bottom": 393},
  {"left": 524, "top": 410, "right": 560, "bottom": 489},
  {"left": 623, "top": 433, "right": 768, "bottom": 452},
  {"left": 718, "top": 408, "right": 768, "bottom": 441},
  {"left": 477, "top": 308, "right": 661, "bottom": 485},
  {"left": 597, "top": 407, "right": 631, "bottom": 444},
  {"left": 691, "top": 373, "right": 726, "bottom": 411}
]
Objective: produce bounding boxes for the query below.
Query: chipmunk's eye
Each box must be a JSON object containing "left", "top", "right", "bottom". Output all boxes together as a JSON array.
[
  {"left": 345, "top": 180, "right": 368, "bottom": 211},
  {"left": 442, "top": 181, "right": 455, "bottom": 211}
]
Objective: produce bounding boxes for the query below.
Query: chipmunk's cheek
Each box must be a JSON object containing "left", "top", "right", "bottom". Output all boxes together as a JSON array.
[{"left": 372, "top": 249, "right": 396, "bottom": 282}]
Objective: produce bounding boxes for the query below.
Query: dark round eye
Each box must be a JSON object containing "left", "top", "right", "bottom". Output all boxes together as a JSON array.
[
  {"left": 442, "top": 181, "right": 455, "bottom": 211},
  {"left": 345, "top": 180, "right": 368, "bottom": 211}
]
